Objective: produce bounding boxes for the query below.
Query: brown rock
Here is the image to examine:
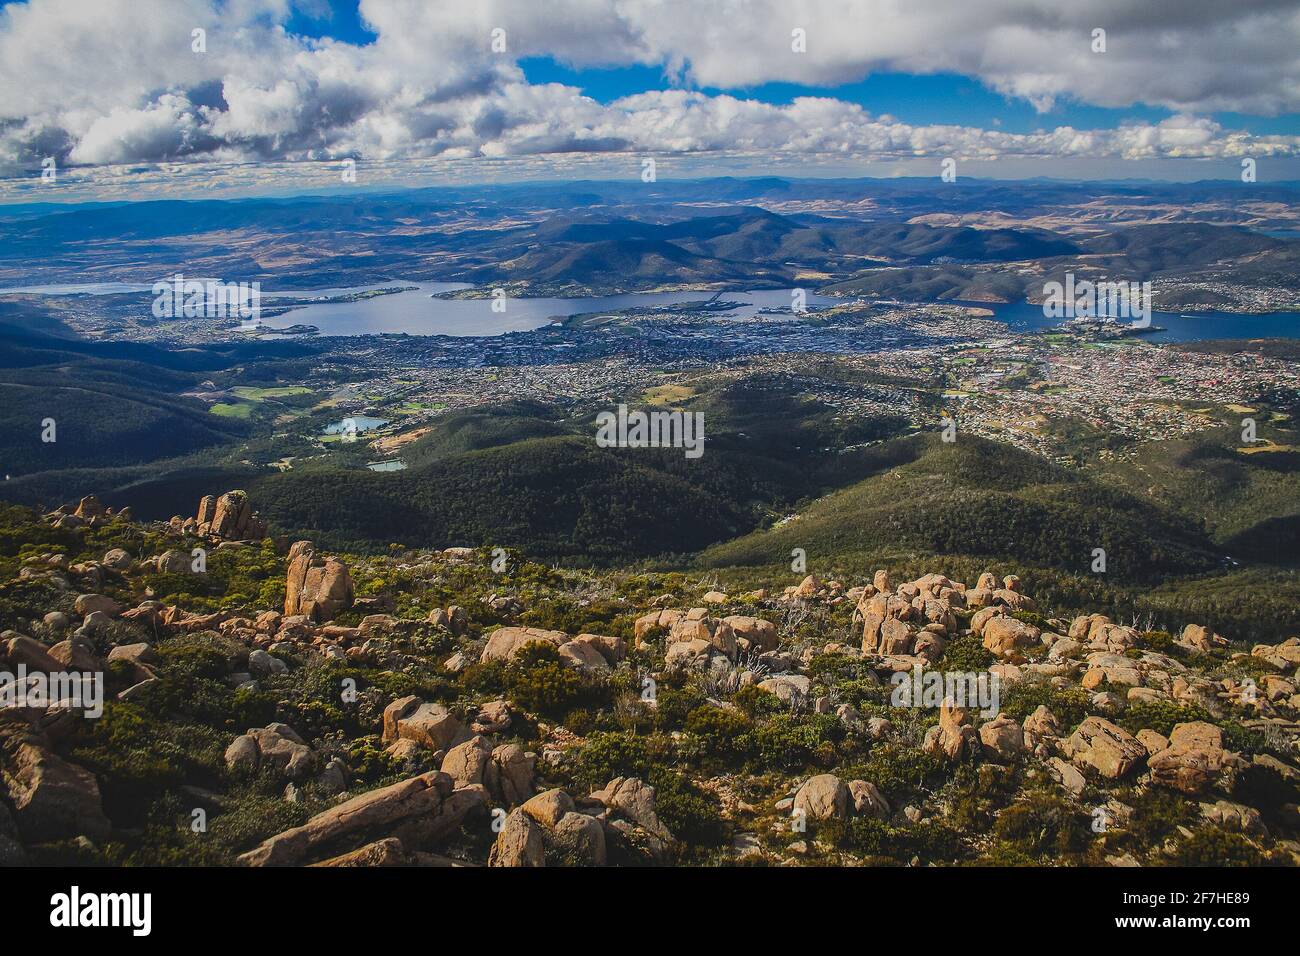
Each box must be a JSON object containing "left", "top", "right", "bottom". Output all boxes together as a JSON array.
[
  {"left": 382, "top": 697, "right": 468, "bottom": 752},
  {"left": 982, "top": 616, "right": 1039, "bottom": 659},
  {"left": 1066, "top": 716, "right": 1147, "bottom": 779},
  {"left": 238, "top": 771, "right": 455, "bottom": 866},
  {"left": 479, "top": 626, "right": 567, "bottom": 663},
  {"left": 0, "top": 718, "right": 109, "bottom": 842},
  {"left": 512, "top": 789, "right": 570, "bottom": 830},
  {"left": 722, "top": 616, "right": 778, "bottom": 652},
  {"left": 283, "top": 541, "right": 353, "bottom": 623},
  {"left": 489, "top": 808, "right": 545, "bottom": 867}
]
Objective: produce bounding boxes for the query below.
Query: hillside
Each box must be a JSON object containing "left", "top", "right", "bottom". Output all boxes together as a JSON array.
[{"left": 0, "top": 496, "right": 1296, "bottom": 868}]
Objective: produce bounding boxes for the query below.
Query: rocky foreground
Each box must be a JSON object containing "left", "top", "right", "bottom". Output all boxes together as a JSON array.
[{"left": 1, "top": 491, "right": 1298, "bottom": 867}]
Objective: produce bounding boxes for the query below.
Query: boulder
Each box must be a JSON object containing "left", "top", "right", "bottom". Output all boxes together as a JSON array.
[
  {"left": 382, "top": 697, "right": 469, "bottom": 752},
  {"left": 488, "top": 808, "right": 545, "bottom": 867},
  {"left": 669, "top": 610, "right": 736, "bottom": 659},
  {"left": 154, "top": 550, "right": 191, "bottom": 574},
  {"left": 440, "top": 735, "right": 493, "bottom": 788},
  {"left": 73, "top": 594, "right": 119, "bottom": 617},
  {"left": 480, "top": 626, "right": 567, "bottom": 663},
  {"left": 982, "top": 616, "right": 1039, "bottom": 659},
  {"left": 793, "top": 774, "right": 850, "bottom": 822},
  {"left": 0, "top": 719, "right": 110, "bottom": 842},
  {"left": 1147, "top": 723, "right": 1238, "bottom": 795},
  {"left": 1048, "top": 756, "right": 1087, "bottom": 795},
  {"left": 238, "top": 770, "right": 477, "bottom": 866},
  {"left": 1066, "top": 716, "right": 1147, "bottom": 779},
  {"left": 234, "top": 723, "right": 317, "bottom": 781},
  {"left": 48, "top": 639, "right": 101, "bottom": 672},
  {"left": 591, "top": 776, "right": 672, "bottom": 842},
  {"left": 847, "top": 779, "right": 890, "bottom": 820},
  {"left": 198, "top": 490, "right": 267, "bottom": 540},
  {"left": 1149, "top": 746, "right": 1234, "bottom": 795},
  {"left": 923, "top": 698, "right": 977, "bottom": 761},
  {"left": 557, "top": 638, "right": 610, "bottom": 675},
  {"left": 1023, "top": 705, "right": 1060, "bottom": 740},
  {"left": 548, "top": 811, "right": 607, "bottom": 866},
  {"left": 101, "top": 549, "right": 132, "bottom": 570},
  {"left": 878, "top": 618, "right": 913, "bottom": 656},
  {"left": 5, "top": 634, "right": 63, "bottom": 674},
  {"left": 978, "top": 714, "right": 1025, "bottom": 761},
  {"left": 224, "top": 734, "right": 260, "bottom": 774},
  {"left": 73, "top": 495, "right": 107, "bottom": 520},
  {"left": 757, "top": 674, "right": 811, "bottom": 706},
  {"left": 520, "top": 788, "right": 575, "bottom": 828},
  {"left": 722, "top": 616, "right": 778, "bottom": 652},
  {"left": 574, "top": 633, "right": 625, "bottom": 665},
  {"left": 311, "top": 837, "right": 411, "bottom": 867},
  {"left": 484, "top": 743, "right": 534, "bottom": 806},
  {"left": 1136, "top": 729, "right": 1171, "bottom": 755},
  {"left": 283, "top": 541, "right": 353, "bottom": 623}
]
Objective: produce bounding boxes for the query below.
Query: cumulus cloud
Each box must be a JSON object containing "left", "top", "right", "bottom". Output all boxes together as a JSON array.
[{"left": 0, "top": 0, "right": 1296, "bottom": 184}]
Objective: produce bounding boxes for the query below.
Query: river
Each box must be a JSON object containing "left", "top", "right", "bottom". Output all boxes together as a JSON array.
[{"left": 2, "top": 281, "right": 1295, "bottom": 341}]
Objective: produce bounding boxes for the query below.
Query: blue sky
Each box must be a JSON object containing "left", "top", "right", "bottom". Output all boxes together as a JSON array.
[
  {"left": 1, "top": 0, "right": 1299, "bottom": 198},
  {"left": 273, "top": 0, "right": 1299, "bottom": 138}
]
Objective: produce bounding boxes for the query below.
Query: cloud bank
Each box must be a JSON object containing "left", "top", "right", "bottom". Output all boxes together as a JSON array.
[{"left": 0, "top": 0, "right": 1297, "bottom": 186}]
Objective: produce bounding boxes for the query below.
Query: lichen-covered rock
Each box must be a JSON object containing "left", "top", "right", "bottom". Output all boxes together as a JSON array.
[{"left": 1066, "top": 716, "right": 1147, "bottom": 779}]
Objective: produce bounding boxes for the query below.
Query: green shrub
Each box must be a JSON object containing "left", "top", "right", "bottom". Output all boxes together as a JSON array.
[
  {"left": 734, "top": 684, "right": 786, "bottom": 717},
  {"left": 1000, "top": 680, "right": 1090, "bottom": 731},
  {"left": 684, "top": 705, "right": 754, "bottom": 760},
  {"left": 646, "top": 769, "right": 727, "bottom": 848},
  {"left": 752, "top": 713, "right": 840, "bottom": 771},
  {"left": 1168, "top": 826, "right": 1266, "bottom": 867},
  {"left": 940, "top": 634, "right": 996, "bottom": 672},
  {"left": 505, "top": 643, "right": 605, "bottom": 717},
  {"left": 1117, "top": 700, "right": 1214, "bottom": 738},
  {"left": 571, "top": 731, "right": 656, "bottom": 788},
  {"left": 992, "top": 791, "right": 1091, "bottom": 860},
  {"left": 653, "top": 684, "right": 709, "bottom": 731},
  {"left": 856, "top": 740, "right": 948, "bottom": 802}
]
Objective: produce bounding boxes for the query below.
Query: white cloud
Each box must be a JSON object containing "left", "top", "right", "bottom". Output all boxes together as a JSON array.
[{"left": 0, "top": 0, "right": 1296, "bottom": 185}]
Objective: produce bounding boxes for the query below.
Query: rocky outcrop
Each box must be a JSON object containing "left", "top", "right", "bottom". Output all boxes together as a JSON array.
[
  {"left": 489, "top": 788, "right": 609, "bottom": 867},
  {"left": 923, "top": 698, "right": 977, "bottom": 761},
  {"left": 284, "top": 541, "right": 354, "bottom": 622},
  {"left": 722, "top": 615, "right": 778, "bottom": 652},
  {"left": 981, "top": 616, "right": 1040, "bottom": 660},
  {"left": 1146, "top": 721, "right": 1242, "bottom": 795},
  {"left": 479, "top": 626, "right": 626, "bottom": 676},
  {"left": 1066, "top": 716, "right": 1147, "bottom": 779},
  {"left": 0, "top": 717, "right": 110, "bottom": 843},
  {"left": 196, "top": 490, "right": 267, "bottom": 541},
  {"left": 225, "top": 723, "right": 317, "bottom": 781},
  {"left": 238, "top": 770, "right": 483, "bottom": 866}
]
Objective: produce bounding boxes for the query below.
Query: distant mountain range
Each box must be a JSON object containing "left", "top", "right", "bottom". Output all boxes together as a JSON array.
[{"left": 3, "top": 178, "right": 1296, "bottom": 297}]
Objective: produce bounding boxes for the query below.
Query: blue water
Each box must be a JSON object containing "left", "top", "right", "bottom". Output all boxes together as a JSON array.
[
  {"left": 961, "top": 300, "right": 1300, "bottom": 342},
  {"left": 270, "top": 283, "right": 840, "bottom": 336},
  {"left": 2, "top": 280, "right": 1295, "bottom": 341}
]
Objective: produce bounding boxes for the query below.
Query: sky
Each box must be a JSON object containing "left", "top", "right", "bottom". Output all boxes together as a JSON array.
[{"left": 1, "top": 0, "right": 1299, "bottom": 201}]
